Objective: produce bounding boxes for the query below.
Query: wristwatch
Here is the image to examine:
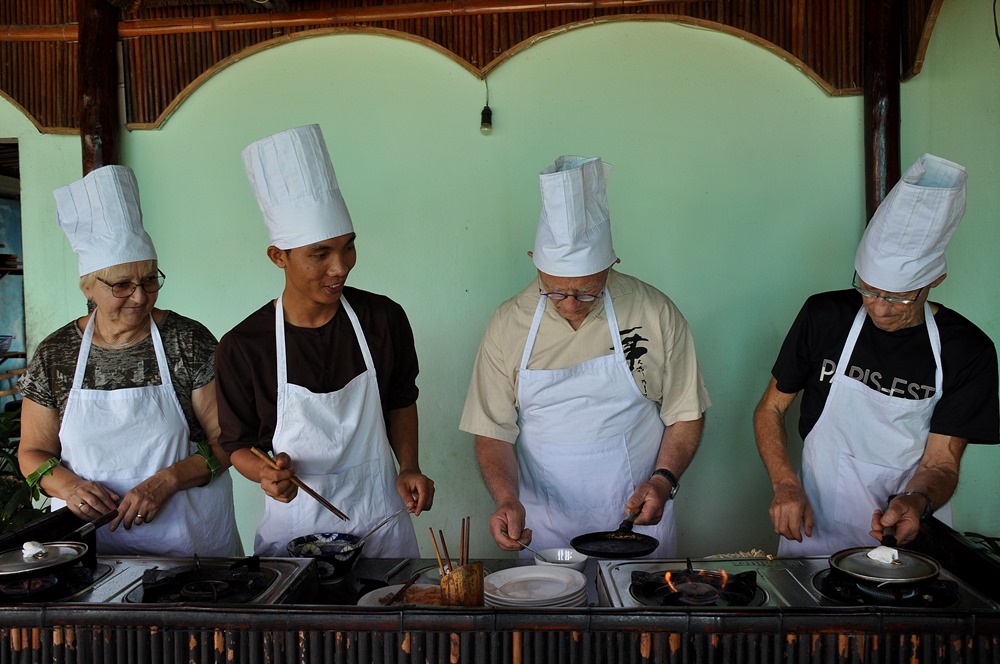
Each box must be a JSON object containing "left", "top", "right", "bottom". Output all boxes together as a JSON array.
[{"left": 651, "top": 468, "right": 679, "bottom": 500}]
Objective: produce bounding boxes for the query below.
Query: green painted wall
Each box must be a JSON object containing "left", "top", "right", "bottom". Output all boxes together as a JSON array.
[
  {"left": 899, "top": 0, "right": 1000, "bottom": 536},
  {"left": 1, "top": 0, "right": 996, "bottom": 557}
]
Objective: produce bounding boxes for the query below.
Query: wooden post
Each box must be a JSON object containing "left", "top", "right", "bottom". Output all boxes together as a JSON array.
[
  {"left": 78, "top": 0, "right": 121, "bottom": 174},
  {"left": 862, "top": 0, "right": 901, "bottom": 222}
]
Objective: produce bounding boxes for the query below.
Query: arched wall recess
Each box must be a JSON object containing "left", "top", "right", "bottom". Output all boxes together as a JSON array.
[
  {"left": 136, "top": 15, "right": 833, "bottom": 131},
  {"left": 0, "top": 0, "right": 942, "bottom": 133}
]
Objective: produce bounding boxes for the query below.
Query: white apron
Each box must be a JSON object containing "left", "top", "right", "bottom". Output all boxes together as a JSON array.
[
  {"left": 779, "top": 304, "right": 949, "bottom": 556},
  {"left": 516, "top": 292, "right": 676, "bottom": 558},
  {"left": 253, "top": 295, "right": 418, "bottom": 558},
  {"left": 54, "top": 314, "right": 241, "bottom": 556}
]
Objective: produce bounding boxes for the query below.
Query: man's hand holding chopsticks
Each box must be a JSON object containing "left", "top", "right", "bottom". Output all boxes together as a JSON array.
[{"left": 259, "top": 451, "right": 298, "bottom": 502}]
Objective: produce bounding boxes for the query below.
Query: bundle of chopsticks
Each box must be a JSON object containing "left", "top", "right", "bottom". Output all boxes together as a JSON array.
[{"left": 429, "top": 516, "right": 471, "bottom": 576}]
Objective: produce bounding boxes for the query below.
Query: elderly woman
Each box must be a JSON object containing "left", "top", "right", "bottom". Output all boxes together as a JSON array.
[{"left": 17, "top": 165, "right": 241, "bottom": 556}]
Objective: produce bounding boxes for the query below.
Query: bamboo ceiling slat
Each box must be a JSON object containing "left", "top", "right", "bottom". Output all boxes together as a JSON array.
[{"left": 0, "top": 0, "right": 940, "bottom": 132}]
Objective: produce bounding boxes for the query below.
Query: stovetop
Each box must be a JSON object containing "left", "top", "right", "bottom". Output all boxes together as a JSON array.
[
  {"left": 597, "top": 557, "right": 1000, "bottom": 610},
  {"left": 0, "top": 556, "right": 318, "bottom": 605}
]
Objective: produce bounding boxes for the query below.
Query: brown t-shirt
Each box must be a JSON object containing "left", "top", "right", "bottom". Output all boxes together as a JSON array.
[{"left": 216, "top": 287, "right": 419, "bottom": 453}]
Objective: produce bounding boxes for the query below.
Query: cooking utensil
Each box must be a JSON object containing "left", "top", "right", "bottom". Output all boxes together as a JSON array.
[
  {"left": 570, "top": 510, "right": 659, "bottom": 558},
  {"left": 340, "top": 508, "right": 404, "bottom": 552},
  {"left": 287, "top": 532, "right": 365, "bottom": 579},
  {"left": 829, "top": 546, "right": 940, "bottom": 583},
  {"left": 829, "top": 527, "right": 940, "bottom": 584},
  {"left": 429, "top": 527, "right": 447, "bottom": 575},
  {"left": 385, "top": 572, "right": 422, "bottom": 605},
  {"left": 251, "top": 447, "right": 349, "bottom": 521},
  {"left": 0, "top": 508, "right": 119, "bottom": 581},
  {"left": 0, "top": 541, "right": 88, "bottom": 580},
  {"left": 532, "top": 547, "right": 588, "bottom": 571},
  {"left": 67, "top": 510, "right": 117, "bottom": 541},
  {"left": 499, "top": 529, "right": 556, "bottom": 563},
  {"left": 357, "top": 558, "right": 410, "bottom": 594}
]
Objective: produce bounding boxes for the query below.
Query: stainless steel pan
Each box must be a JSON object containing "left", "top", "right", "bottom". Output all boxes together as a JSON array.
[{"left": 829, "top": 527, "right": 940, "bottom": 584}]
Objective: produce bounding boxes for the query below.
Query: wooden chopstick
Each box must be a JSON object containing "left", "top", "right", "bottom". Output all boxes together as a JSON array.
[
  {"left": 250, "top": 447, "right": 350, "bottom": 521},
  {"left": 429, "top": 527, "right": 445, "bottom": 576},
  {"left": 459, "top": 518, "right": 466, "bottom": 567},
  {"left": 464, "top": 516, "right": 470, "bottom": 566},
  {"left": 438, "top": 528, "right": 453, "bottom": 573}
]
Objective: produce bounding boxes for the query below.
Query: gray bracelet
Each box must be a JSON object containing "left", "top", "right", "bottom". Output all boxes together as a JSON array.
[{"left": 888, "top": 491, "right": 934, "bottom": 520}]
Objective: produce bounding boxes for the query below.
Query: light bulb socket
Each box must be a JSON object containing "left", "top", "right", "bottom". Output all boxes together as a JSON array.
[{"left": 480, "top": 105, "right": 493, "bottom": 135}]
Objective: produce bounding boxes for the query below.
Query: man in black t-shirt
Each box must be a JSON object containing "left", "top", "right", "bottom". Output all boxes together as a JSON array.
[
  {"left": 218, "top": 125, "right": 434, "bottom": 558},
  {"left": 754, "top": 154, "right": 999, "bottom": 556}
]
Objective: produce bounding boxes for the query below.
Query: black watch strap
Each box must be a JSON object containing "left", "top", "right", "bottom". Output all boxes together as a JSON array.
[{"left": 651, "top": 468, "right": 679, "bottom": 500}]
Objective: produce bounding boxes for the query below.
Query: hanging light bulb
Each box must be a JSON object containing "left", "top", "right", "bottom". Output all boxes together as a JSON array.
[{"left": 480, "top": 105, "right": 493, "bottom": 136}]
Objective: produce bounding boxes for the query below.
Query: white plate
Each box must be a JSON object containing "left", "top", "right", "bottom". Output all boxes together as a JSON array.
[
  {"left": 483, "top": 566, "right": 585, "bottom": 604},
  {"left": 485, "top": 589, "right": 588, "bottom": 608},
  {"left": 357, "top": 583, "right": 441, "bottom": 607}
]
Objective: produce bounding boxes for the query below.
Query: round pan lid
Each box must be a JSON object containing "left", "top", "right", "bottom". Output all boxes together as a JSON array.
[
  {"left": 829, "top": 546, "right": 940, "bottom": 583},
  {"left": 0, "top": 542, "right": 88, "bottom": 578}
]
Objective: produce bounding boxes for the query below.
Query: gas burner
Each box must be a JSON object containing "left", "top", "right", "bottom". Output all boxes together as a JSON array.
[
  {"left": 125, "top": 558, "right": 275, "bottom": 604},
  {"left": 0, "top": 563, "right": 114, "bottom": 603},
  {"left": 812, "top": 568, "right": 961, "bottom": 608},
  {"left": 629, "top": 569, "right": 765, "bottom": 607}
]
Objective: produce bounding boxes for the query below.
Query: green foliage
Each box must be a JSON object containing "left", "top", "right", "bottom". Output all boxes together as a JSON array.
[{"left": 0, "top": 408, "right": 48, "bottom": 533}]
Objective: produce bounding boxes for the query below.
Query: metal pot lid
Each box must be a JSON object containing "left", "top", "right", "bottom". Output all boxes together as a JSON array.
[
  {"left": 829, "top": 546, "right": 940, "bottom": 583},
  {"left": 0, "top": 541, "right": 88, "bottom": 577}
]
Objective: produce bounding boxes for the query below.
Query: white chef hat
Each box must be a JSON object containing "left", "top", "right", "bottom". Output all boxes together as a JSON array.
[
  {"left": 855, "top": 153, "right": 967, "bottom": 292},
  {"left": 54, "top": 165, "right": 158, "bottom": 277},
  {"left": 532, "top": 155, "right": 617, "bottom": 277},
  {"left": 241, "top": 124, "right": 354, "bottom": 250}
]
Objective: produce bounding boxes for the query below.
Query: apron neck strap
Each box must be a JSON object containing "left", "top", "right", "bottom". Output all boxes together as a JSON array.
[
  {"left": 73, "top": 314, "right": 167, "bottom": 390},
  {"left": 519, "top": 291, "right": 621, "bottom": 372}
]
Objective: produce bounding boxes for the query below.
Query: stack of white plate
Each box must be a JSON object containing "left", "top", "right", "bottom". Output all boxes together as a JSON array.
[{"left": 484, "top": 566, "right": 588, "bottom": 608}]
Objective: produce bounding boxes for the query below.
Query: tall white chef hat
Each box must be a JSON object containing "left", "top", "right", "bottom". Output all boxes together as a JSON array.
[
  {"left": 241, "top": 124, "right": 354, "bottom": 250},
  {"left": 532, "top": 155, "right": 617, "bottom": 277},
  {"left": 855, "top": 153, "right": 967, "bottom": 292},
  {"left": 54, "top": 165, "right": 158, "bottom": 277}
]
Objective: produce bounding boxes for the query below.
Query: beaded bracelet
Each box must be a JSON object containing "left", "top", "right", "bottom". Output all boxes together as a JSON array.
[{"left": 195, "top": 442, "right": 222, "bottom": 485}]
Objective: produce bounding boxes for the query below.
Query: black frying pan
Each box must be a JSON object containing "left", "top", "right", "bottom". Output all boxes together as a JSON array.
[{"left": 571, "top": 510, "right": 658, "bottom": 559}]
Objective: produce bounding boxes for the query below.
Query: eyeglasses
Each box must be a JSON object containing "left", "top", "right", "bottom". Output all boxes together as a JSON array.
[
  {"left": 852, "top": 275, "right": 922, "bottom": 305},
  {"left": 538, "top": 289, "right": 603, "bottom": 303},
  {"left": 96, "top": 270, "right": 166, "bottom": 298}
]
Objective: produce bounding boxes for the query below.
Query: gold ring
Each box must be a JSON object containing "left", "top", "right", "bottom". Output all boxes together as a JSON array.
[
  {"left": 136, "top": 514, "right": 143, "bottom": 519},
  {"left": 78, "top": 502, "right": 85, "bottom": 508}
]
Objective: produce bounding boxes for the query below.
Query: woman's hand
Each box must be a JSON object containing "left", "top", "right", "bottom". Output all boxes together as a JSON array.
[
  {"left": 66, "top": 480, "right": 120, "bottom": 520},
  {"left": 110, "top": 471, "right": 178, "bottom": 531}
]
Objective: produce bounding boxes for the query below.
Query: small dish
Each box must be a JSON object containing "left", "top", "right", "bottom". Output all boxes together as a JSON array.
[{"left": 533, "top": 547, "right": 588, "bottom": 572}]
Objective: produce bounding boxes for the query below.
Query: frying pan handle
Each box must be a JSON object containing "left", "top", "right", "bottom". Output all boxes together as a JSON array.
[
  {"left": 881, "top": 525, "right": 898, "bottom": 548},
  {"left": 67, "top": 510, "right": 118, "bottom": 541},
  {"left": 617, "top": 509, "right": 640, "bottom": 532}
]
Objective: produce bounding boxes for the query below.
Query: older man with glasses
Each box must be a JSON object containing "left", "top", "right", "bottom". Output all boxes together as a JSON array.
[
  {"left": 754, "top": 154, "right": 999, "bottom": 556},
  {"left": 461, "top": 156, "right": 711, "bottom": 557}
]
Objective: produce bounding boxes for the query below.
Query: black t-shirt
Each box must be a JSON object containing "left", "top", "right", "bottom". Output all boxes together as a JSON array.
[
  {"left": 216, "top": 287, "right": 419, "bottom": 453},
  {"left": 772, "top": 289, "right": 1000, "bottom": 445}
]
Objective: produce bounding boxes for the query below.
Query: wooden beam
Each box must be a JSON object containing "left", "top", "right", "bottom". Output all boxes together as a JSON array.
[
  {"left": 862, "top": 0, "right": 901, "bottom": 222},
  {"left": 79, "top": 0, "right": 121, "bottom": 173}
]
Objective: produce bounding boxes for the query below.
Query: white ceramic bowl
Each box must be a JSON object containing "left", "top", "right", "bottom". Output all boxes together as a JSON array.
[{"left": 533, "top": 547, "right": 588, "bottom": 571}]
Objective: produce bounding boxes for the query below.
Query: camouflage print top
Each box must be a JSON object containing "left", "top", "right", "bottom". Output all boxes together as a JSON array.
[{"left": 18, "top": 311, "right": 217, "bottom": 443}]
